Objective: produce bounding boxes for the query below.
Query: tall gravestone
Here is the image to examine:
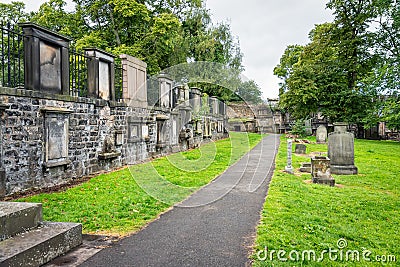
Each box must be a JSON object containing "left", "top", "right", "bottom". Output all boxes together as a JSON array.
[
  {"left": 328, "top": 122, "right": 358, "bottom": 175},
  {"left": 316, "top": 125, "right": 327, "bottom": 144}
]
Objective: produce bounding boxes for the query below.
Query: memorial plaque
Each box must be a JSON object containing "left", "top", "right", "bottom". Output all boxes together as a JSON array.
[
  {"left": 99, "top": 61, "right": 111, "bottom": 100},
  {"left": 40, "top": 41, "right": 61, "bottom": 92},
  {"left": 47, "top": 119, "right": 68, "bottom": 160},
  {"left": 115, "top": 131, "right": 124, "bottom": 146},
  {"left": 142, "top": 125, "right": 149, "bottom": 139},
  {"left": 130, "top": 124, "right": 139, "bottom": 138}
]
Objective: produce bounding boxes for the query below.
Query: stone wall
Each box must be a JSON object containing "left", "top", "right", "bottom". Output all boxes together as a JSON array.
[{"left": 0, "top": 23, "right": 229, "bottom": 197}]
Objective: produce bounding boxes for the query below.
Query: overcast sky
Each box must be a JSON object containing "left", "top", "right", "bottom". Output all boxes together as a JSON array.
[
  {"left": 206, "top": 0, "right": 334, "bottom": 99},
  {"left": 6, "top": 0, "right": 334, "bottom": 99}
]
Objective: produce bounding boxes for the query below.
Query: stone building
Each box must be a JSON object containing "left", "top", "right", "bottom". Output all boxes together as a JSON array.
[{"left": 0, "top": 23, "right": 228, "bottom": 197}]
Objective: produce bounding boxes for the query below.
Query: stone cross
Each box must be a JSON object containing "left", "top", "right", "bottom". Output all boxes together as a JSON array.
[{"left": 285, "top": 139, "right": 294, "bottom": 174}]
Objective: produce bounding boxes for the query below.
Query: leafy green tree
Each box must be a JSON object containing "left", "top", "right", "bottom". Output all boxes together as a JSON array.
[{"left": 0, "top": 1, "right": 29, "bottom": 24}]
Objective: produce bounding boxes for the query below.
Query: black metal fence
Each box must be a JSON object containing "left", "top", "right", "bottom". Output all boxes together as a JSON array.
[
  {"left": 0, "top": 21, "right": 124, "bottom": 101},
  {"left": 114, "top": 65, "right": 123, "bottom": 101},
  {"left": 0, "top": 22, "right": 24, "bottom": 88},
  {"left": 69, "top": 48, "right": 89, "bottom": 97}
]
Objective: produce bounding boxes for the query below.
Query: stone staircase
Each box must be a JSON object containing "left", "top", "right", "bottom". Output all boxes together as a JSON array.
[{"left": 0, "top": 202, "right": 82, "bottom": 267}]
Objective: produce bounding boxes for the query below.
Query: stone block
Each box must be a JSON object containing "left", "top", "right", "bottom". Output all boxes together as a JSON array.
[{"left": 295, "top": 144, "right": 306, "bottom": 154}]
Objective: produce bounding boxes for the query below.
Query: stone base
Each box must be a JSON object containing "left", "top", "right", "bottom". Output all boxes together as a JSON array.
[
  {"left": 299, "top": 162, "right": 311, "bottom": 173},
  {"left": 285, "top": 166, "right": 294, "bottom": 174},
  {"left": 331, "top": 165, "right": 358, "bottom": 175},
  {"left": 312, "top": 177, "right": 335, "bottom": 187}
]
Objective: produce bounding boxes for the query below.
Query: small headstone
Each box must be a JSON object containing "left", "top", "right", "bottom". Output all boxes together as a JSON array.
[
  {"left": 311, "top": 156, "right": 335, "bottom": 186},
  {"left": 295, "top": 144, "right": 306, "bottom": 154},
  {"left": 285, "top": 139, "right": 294, "bottom": 174},
  {"left": 328, "top": 122, "right": 358, "bottom": 175},
  {"left": 316, "top": 125, "right": 327, "bottom": 143}
]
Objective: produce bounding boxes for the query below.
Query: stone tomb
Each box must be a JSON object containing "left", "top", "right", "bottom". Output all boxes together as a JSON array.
[
  {"left": 311, "top": 156, "right": 335, "bottom": 186},
  {"left": 328, "top": 122, "right": 358, "bottom": 175}
]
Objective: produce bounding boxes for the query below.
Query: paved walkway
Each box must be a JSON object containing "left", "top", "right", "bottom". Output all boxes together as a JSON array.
[{"left": 80, "top": 134, "right": 280, "bottom": 267}]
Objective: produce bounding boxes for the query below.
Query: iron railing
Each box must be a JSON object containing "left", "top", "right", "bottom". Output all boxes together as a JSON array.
[
  {"left": 69, "top": 48, "right": 89, "bottom": 97},
  {"left": 0, "top": 22, "right": 24, "bottom": 88},
  {"left": 114, "top": 65, "right": 123, "bottom": 101}
]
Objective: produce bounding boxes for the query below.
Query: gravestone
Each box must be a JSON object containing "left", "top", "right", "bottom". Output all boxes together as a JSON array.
[
  {"left": 42, "top": 107, "right": 72, "bottom": 168},
  {"left": 285, "top": 139, "right": 294, "bottom": 174},
  {"left": 316, "top": 125, "right": 327, "bottom": 143},
  {"left": 311, "top": 156, "right": 335, "bottom": 186},
  {"left": 328, "top": 122, "right": 358, "bottom": 175},
  {"left": 295, "top": 144, "right": 306, "bottom": 154}
]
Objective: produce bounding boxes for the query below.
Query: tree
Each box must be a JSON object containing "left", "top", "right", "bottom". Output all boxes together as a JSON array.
[{"left": 0, "top": 1, "right": 29, "bottom": 24}]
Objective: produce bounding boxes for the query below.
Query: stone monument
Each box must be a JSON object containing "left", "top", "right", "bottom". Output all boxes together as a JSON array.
[
  {"left": 328, "top": 122, "right": 358, "bottom": 175},
  {"left": 285, "top": 139, "right": 294, "bottom": 174},
  {"left": 311, "top": 156, "right": 335, "bottom": 186},
  {"left": 316, "top": 125, "right": 327, "bottom": 144},
  {"left": 295, "top": 144, "right": 306, "bottom": 154}
]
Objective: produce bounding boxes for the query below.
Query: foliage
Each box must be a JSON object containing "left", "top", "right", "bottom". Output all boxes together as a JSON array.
[
  {"left": 253, "top": 136, "right": 400, "bottom": 266},
  {"left": 275, "top": 0, "right": 400, "bottom": 129},
  {"left": 18, "top": 132, "right": 264, "bottom": 235},
  {"left": 290, "top": 120, "right": 307, "bottom": 137}
]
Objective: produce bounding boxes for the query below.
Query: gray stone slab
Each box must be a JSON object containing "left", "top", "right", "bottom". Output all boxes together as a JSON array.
[
  {"left": 0, "top": 221, "right": 82, "bottom": 267},
  {"left": 0, "top": 202, "right": 42, "bottom": 241}
]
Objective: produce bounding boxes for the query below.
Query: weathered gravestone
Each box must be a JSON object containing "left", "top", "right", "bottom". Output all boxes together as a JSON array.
[
  {"left": 295, "top": 144, "right": 306, "bottom": 154},
  {"left": 328, "top": 122, "right": 358, "bottom": 175},
  {"left": 311, "top": 156, "right": 335, "bottom": 186},
  {"left": 316, "top": 125, "right": 327, "bottom": 144}
]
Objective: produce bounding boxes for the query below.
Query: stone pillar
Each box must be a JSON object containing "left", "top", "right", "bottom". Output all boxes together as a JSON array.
[
  {"left": 328, "top": 122, "right": 358, "bottom": 175},
  {"left": 190, "top": 87, "right": 201, "bottom": 113},
  {"left": 20, "top": 22, "right": 71, "bottom": 94},
  {"left": 285, "top": 139, "right": 294, "bottom": 174},
  {"left": 158, "top": 74, "right": 173, "bottom": 109},
  {"left": 120, "top": 54, "right": 147, "bottom": 108},
  {"left": 84, "top": 48, "right": 116, "bottom": 101}
]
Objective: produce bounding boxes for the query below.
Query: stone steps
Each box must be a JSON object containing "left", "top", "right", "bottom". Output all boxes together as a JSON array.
[
  {"left": 0, "top": 202, "right": 82, "bottom": 267},
  {"left": 0, "top": 202, "right": 42, "bottom": 241}
]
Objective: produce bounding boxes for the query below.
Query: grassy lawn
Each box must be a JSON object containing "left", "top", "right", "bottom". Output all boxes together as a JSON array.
[
  {"left": 17, "top": 132, "right": 264, "bottom": 236},
  {"left": 253, "top": 136, "right": 399, "bottom": 266}
]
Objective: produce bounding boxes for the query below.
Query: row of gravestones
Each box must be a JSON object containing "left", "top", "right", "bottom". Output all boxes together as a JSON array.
[{"left": 288, "top": 123, "right": 358, "bottom": 187}]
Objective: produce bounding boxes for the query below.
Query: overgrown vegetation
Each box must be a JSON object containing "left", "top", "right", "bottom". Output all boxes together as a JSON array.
[
  {"left": 17, "top": 132, "right": 264, "bottom": 235},
  {"left": 253, "top": 136, "right": 400, "bottom": 266}
]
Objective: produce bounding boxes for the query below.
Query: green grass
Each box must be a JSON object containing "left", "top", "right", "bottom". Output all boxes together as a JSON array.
[
  {"left": 17, "top": 132, "right": 264, "bottom": 236},
  {"left": 253, "top": 136, "right": 399, "bottom": 266}
]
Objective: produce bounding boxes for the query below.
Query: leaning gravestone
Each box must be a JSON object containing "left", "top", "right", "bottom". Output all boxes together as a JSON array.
[
  {"left": 316, "top": 125, "right": 327, "bottom": 144},
  {"left": 328, "top": 122, "right": 358, "bottom": 175}
]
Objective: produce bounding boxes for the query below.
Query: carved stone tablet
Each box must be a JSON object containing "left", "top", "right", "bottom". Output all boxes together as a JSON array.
[{"left": 40, "top": 41, "right": 61, "bottom": 92}]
